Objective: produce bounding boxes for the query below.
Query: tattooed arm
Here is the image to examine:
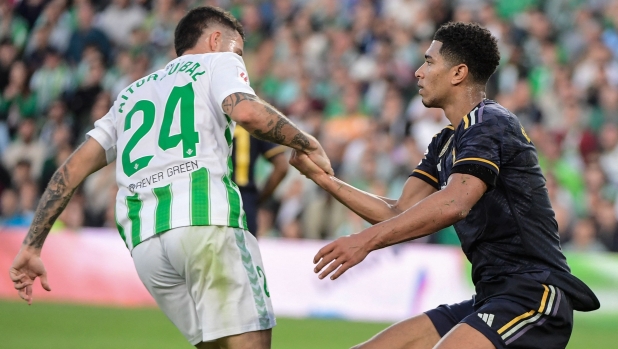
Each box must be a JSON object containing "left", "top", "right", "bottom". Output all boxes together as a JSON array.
[
  {"left": 9, "top": 138, "right": 108, "bottom": 304},
  {"left": 222, "top": 93, "right": 333, "bottom": 175}
]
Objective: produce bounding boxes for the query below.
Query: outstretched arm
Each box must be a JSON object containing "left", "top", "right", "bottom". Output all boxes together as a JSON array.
[
  {"left": 222, "top": 93, "right": 333, "bottom": 175},
  {"left": 313, "top": 173, "right": 487, "bottom": 280},
  {"left": 290, "top": 151, "right": 437, "bottom": 224},
  {"left": 9, "top": 138, "right": 108, "bottom": 304}
]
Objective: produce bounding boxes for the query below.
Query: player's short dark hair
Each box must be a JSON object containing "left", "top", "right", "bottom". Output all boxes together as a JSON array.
[
  {"left": 433, "top": 22, "right": 500, "bottom": 85},
  {"left": 174, "top": 6, "right": 245, "bottom": 56}
]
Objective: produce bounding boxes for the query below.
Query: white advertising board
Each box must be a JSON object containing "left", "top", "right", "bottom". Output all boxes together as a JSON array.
[
  {"left": 0, "top": 230, "right": 474, "bottom": 322},
  {"left": 259, "top": 238, "right": 474, "bottom": 322}
]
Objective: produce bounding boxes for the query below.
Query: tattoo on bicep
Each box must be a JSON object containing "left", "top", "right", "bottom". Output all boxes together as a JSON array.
[
  {"left": 221, "top": 92, "right": 259, "bottom": 115},
  {"left": 23, "top": 165, "right": 76, "bottom": 248}
]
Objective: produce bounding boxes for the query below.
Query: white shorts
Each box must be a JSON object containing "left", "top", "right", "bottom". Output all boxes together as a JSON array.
[{"left": 132, "top": 226, "right": 276, "bottom": 345}]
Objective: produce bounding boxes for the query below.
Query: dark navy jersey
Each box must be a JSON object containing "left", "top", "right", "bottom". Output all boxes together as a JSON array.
[
  {"left": 232, "top": 125, "right": 286, "bottom": 193},
  {"left": 411, "top": 100, "right": 599, "bottom": 311}
]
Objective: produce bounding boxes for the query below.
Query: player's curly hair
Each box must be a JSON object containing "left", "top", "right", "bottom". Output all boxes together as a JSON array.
[
  {"left": 433, "top": 22, "right": 500, "bottom": 85},
  {"left": 174, "top": 6, "right": 245, "bottom": 56}
]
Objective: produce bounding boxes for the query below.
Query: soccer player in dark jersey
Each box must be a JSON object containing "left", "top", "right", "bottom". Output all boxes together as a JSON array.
[
  {"left": 232, "top": 125, "right": 288, "bottom": 236},
  {"left": 290, "top": 22, "right": 599, "bottom": 349}
]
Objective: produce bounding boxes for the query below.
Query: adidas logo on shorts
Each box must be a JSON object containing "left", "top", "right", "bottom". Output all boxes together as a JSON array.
[{"left": 478, "top": 313, "right": 494, "bottom": 327}]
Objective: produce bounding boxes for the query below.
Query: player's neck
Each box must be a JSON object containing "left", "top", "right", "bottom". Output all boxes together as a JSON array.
[{"left": 442, "top": 87, "right": 486, "bottom": 127}]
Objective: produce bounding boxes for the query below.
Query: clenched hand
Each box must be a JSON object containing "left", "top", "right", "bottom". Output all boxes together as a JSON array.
[{"left": 289, "top": 150, "right": 327, "bottom": 179}]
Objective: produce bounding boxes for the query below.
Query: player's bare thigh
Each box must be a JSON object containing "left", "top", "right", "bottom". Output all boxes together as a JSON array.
[
  {"left": 352, "top": 314, "right": 440, "bottom": 349},
  {"left": 195, "top": 329, "right": 272, "bottom": 349},
  {"left": 434, "top": 323, "right": 495, "bottom": 349}
]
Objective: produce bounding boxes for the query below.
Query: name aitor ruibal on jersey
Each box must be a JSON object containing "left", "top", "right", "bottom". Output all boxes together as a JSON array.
[{"left": 87, "top": 52, "right": 256, "bottom": 250}]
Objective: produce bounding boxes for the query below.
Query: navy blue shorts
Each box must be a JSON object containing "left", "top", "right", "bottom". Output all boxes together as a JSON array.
[{"left": 425, "top": 283, "right": 573, "bottom": 349}]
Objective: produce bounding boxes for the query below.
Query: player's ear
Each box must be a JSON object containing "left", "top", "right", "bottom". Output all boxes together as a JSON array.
[
  {"left": 208, "top": 30, "right": 222, "bottom": 52},
  {"left": 451, "top": 64, "right": 469, "bottom": 86}
]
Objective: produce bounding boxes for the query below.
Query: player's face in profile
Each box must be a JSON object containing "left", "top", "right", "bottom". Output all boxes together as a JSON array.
[{"left": 415, "top": 40, "right": 450, "bottom": 108}]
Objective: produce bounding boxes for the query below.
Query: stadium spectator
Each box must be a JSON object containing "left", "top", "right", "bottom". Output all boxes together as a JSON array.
[
  {"left": 39, "top": 141, "right": 71, "bottom": 196},
  {"left": 563, "top": 217, "right": 607, "bottom": 252},
  {"left": 53, "top": 193, "right": 84, "bottom": 231},
  {"left": 74, "top": 91, "right": 110, "bottom": 142},
  {"left": 27, "top": 0, "right": 72, "bottom": 54},
  {"left": 599, "top": 122, "right": 618, "bottom": 185},
  {"left": 29, "top": 46, "right": 73, "bottom": 113},
  {"left": 9, "top": 158, "right": 31, "bottom": 189},
  {"left": 66, "top": 53, "right": 106, "bottom": 136},
  {"left": 0, "top": 0, "right": 30, "bottom": 51},
  {"left": 0, "top": 187, "right": 29, "bottom": 227},
  {"left": 65, "top": 2, "right": 111, "bottom": 64},
  {"left": 18, "top": 179, "right": 37, "bottom": 222},
  {"left": 15, "top": 0, "right": 47, "bottom": 30},
  {"left": 38, "top": 99, "right": 71, "bottom": 147},
  {"left": 142, "top": 0, "right": 177, "bottom": 53},
  {"left": 97, "top": 0, "right": 146, "bottom": 48},
  {"left": 83, "top": 162, "right": 115, "bottom": 227},
  {"left": 2, "top": 118, "right": 45, "bottom": 179},
  {"left": 24, "top": 23, "right": 52, "bottom": 71},
  {"left": 0, "top": 38, "right": 17, "bottom": 92},
  {"left": 0, "top": 60, "right": 37, "bottom": 122},
  {"left": 594, "top": 199, "right": 618, "bottom": 252}
]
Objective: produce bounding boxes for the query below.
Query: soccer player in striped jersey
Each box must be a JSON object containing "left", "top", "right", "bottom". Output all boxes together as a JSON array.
[
  {"left": 9, "top": 6, "right": 332, "bottom": 349},
  {"left": 291, "top": 23, "right": 598, "bottom": 349}
]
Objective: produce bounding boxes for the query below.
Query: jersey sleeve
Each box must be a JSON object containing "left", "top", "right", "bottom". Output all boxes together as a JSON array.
[
  {"left": 86, "top": 109, "right": 117, "bottom": 164},
  {"left": 410, "top": 135, "right": 440, "bottom": 190},
  {"left": 209, "top": 52, "right": 257, "bottom": 114},
  {"left": 452, "top": 117, "right": 502, "bottom": 189}
]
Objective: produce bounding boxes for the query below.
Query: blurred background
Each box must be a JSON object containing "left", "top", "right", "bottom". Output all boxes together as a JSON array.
[{"left": 0, "top": 0, "right": 617, "bottom": 348}]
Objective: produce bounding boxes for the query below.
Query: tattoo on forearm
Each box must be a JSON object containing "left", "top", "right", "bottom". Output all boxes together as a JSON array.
[
  {"left": 252, "top": 113, "right": 312, "bottom": 151},
  {"left": 290, "top": 133, "right": 311, "bottom": 150},
  {"left": 222, "top": 92, "right": 313, "bottom": 151},
  {"left": 253, "top": 117, "right": 288, "bottom": 143},
  {"left": 23, "top": 165, "right": 76, "bottom": 248},
  {"left": 221, "top": 92, "right": 259, "bottom": 116}
]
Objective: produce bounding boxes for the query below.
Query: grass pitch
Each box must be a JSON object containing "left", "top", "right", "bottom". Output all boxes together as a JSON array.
[{"left": 0, "top": 300, "right": 615, "bottom": 348}]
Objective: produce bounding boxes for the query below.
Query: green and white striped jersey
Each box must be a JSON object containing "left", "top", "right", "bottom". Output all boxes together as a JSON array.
[{"left": 87, "top": 52, "right": 254, "bottom": 251}]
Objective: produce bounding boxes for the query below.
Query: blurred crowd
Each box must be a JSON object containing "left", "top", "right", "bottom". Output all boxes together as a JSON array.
[{"left": 0, "top": 0, "right": 617, "bottom": 253}]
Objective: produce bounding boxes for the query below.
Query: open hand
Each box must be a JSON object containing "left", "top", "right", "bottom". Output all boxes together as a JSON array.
[
  {"left": 9, "top": 248, "right": 51, "bottom": 305},
  {"left": 313, "top": 233, "right": 371, "bottom": 280}
]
